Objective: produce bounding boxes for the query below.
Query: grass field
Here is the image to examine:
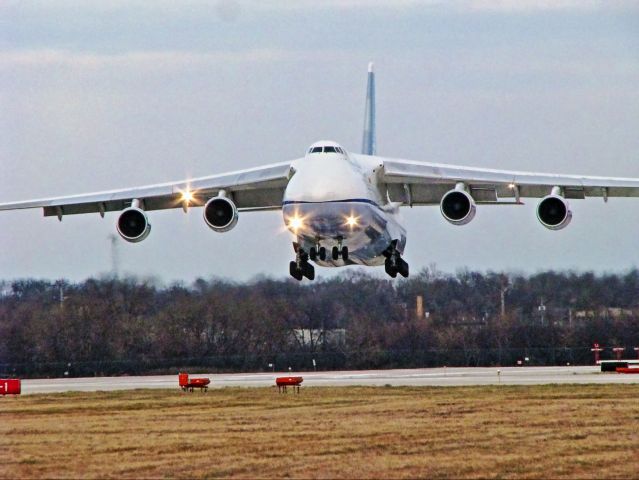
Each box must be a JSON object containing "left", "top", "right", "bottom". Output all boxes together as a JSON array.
[{"left": 2, "top": 385, "right": 639, "bottom": 479}]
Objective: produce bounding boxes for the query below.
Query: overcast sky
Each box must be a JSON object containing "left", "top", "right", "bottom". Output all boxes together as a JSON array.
[{"left": 1, "top": 0, "right": 638, "bottom": 283}]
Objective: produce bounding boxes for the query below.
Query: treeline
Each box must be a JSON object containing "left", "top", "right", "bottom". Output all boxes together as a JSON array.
[{"left": 1, "top": 269, "right": 638, "bottom": 378}]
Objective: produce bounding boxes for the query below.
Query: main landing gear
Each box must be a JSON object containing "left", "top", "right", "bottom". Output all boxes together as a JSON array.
[
  {"left": 307, "top": 238, "right": 349, "bottom": 263},
  {"left": 309, "top": 245, "right": 327, "bottom": 262},
  {"left": 330, "top": 237, "right": 349, "bottom": 262},
  {"left": 383, "top": 240, "right": 409, "bottom": 278},
  {"left": 289, "top": 243, "right": 315, "bottom": 281},
  {"left": 290, "top": 239, "right": 350, "bottom": 281}
]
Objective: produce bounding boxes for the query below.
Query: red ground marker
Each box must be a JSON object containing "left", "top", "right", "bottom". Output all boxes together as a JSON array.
[
  {"left": 0, "top": 379, "right": 21, "bottom": 395},
  {"left": 276, "top": 376, "right": 303, "bottom": 393},
  {"left": 178, "top": 372, "right": 210, "bottom": 392}
]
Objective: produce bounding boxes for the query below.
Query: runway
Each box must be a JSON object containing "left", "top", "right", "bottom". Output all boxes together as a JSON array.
[{"left": 17, "top": 366, "right": 639, "bottom": 394}]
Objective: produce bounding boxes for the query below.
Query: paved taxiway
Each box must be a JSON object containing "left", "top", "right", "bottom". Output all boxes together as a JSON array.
[{"left": 19, "top": 366, "right": 639, "bottom": 394}]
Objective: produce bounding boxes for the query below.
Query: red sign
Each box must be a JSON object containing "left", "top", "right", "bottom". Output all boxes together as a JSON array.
[{"left": 0, "top": 379, "right": 21, "bottom": 395}]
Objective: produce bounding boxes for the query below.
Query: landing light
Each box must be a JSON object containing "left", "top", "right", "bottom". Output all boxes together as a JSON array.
[
  {"left": 180, "top": 190, "right": 194, "bottom": 203},
  {"left": 345, "top": 215, "right": 358, "bottom": 228},
  {"left": 289, "top": 215, "right": 304, "bottom": 232}
]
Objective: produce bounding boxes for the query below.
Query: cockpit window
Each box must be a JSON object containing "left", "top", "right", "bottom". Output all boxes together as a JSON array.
[{"left": 308, "top": 145, "right": 345, "bottom": 154}]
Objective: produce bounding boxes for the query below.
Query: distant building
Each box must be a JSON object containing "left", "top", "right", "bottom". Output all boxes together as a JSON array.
[
  {"left": 574, "top": 307, "right": 634, "bottom": 319},
  {"left": 291, "top": 328, "right": 346, "bottom": 348}
]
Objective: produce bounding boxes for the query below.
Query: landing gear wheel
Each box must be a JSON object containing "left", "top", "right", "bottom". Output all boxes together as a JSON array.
[
  {"left": 302, "top": 262, "right": 315, "bottom": 280},
  {"left": 385, "top": 259, "right": 398, "bottom": 278},
  {"left": 289, "top": 261, "right": 303, "bottom": 281},
  {"left": 382, "top": 239, "right": 409, "bottom": 278},
  {"left": 341, "top": 246, "right": 349, "bottom": 262},
  {"left": 318, "top": 246, "right": 327, "bottom": 261},
  {"left": 397, "top": 258, "right": 409, "bottom": 278},
  {"left": 309, "top": 247, "right": 317, "bottom": 261},
  {"left": 331, "top": 246, "right": 339, "bottom": 261}
]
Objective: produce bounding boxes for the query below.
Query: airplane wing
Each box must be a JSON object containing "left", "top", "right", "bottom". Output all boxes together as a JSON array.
[
  {"left": 0, "top": 161, "right": 295, "bottom": 219},
  {"left": 373, "top": 156, "right": 639, "bottom": 205}
]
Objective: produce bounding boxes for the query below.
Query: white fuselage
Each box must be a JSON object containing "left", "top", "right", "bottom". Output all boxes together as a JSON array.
[{"left": 282, "top": 146, "right": 406, "bottom": 267}]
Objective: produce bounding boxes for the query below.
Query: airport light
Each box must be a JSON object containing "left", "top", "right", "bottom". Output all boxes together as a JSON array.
[
  {"left": 591, "top": 343, "right": 604, "bottom": 364},
  {"left": 613, "top": 347, "right": 625, "bottom": 360}
]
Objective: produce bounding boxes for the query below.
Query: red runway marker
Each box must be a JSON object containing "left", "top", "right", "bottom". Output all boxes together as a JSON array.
[
  {"left": 0, "top": 379, "right": 21, "bottom": 396},
  {"left": 276, "top": 376, "right": 303, "bottom": 393},
  {"left": 178, "top": 373, "right": 210, "bottom": 392}
]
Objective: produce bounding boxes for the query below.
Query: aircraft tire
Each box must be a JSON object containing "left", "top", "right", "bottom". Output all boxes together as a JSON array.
[
  {"left": 331, "top": 246, "right": 339, "bottom": 261},
  {"left": 309, "top": 247, "right": 317, "bottom": 261},
  {"left": 302, "top": 262, "right": 315, "bottom": 281},
  {"left": 319, "top": 247, "right": 327, "bottom": 261},
  {"left": 341, "top": 246, "right": 349, "bottom": 261},
  {"left": 398, "top": 258, "right": 409, "bottom": 278},
  {"left": 384, "top": 259, "right": 398, "bottom": 278},
  {"left": 289, "top": 261, "right": 303, "bottom": 281}
]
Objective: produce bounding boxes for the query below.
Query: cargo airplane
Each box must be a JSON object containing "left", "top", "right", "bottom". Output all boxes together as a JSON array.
[{"left": 2, "top": 63, "right": 639, "bottom": 281}]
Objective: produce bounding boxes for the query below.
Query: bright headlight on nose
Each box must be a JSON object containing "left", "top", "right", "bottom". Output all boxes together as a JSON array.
[
  {"left": 345, "top": 215, "right": 358, "bottom": 227},
  {"left": 289, "top": 215, "right": 304, "bottom": 231}
]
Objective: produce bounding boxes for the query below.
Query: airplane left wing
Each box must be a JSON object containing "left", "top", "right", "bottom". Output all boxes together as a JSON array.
[
  {"left": 0, "top": 161, "right": 295, "bottom": 218},
  {"left": 374, "top": 156, "right": 639, "bottom": 205}
]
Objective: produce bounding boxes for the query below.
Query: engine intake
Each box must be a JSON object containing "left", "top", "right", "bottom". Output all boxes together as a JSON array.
[
  {"left": 117, "top": 207, "right": 151, "bottom": 243},
  {"left": 440, "top": 188, "right": 476, "bottom": 226},
  {"left": 204, "top": 196, "right": 238, "bottom": 232},
  {"left": 537, "top": 195, "right": 572, "bottom": 230}
]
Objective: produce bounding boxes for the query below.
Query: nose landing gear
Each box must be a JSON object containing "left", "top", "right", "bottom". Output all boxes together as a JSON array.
[{"left": 383, "top": 240, "right": 409, "bottom": 278}]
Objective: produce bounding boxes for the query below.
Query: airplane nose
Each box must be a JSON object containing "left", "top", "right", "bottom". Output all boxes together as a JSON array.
[{"left": 283, "top": 204, "right": 365, "bottom": 237}]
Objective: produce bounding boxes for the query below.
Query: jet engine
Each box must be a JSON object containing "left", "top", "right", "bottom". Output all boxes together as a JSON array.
[
  {"left": 440, "top": 187, "right": 476, "bottom": 226},
  {"left": 117, "top": 207, "right": 151, "bottom": 243},
  {"left": 537, "top": 194, "right": 572, "bottom": 230},
  {"left": 204, "top": 194, "right": 238, "bottom": 232}
]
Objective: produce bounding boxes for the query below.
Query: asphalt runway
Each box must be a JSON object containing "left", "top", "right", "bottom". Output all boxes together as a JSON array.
[{"left": 16, "top": 366, "right": 639, "bottom": 394}]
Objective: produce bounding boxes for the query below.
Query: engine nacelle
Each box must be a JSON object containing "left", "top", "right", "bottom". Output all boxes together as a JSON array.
[
  {"left": 204, "top": 195, "right": 238, "bottom": 232},
  {"left": 537, "top": 194, "right": 572, "bottom": 230},
  {"left": 440, "top": 188, "right": 476, "bottom": 226},
  {"left": 117, "top": 207, "right": 151, "bottom": 243}
]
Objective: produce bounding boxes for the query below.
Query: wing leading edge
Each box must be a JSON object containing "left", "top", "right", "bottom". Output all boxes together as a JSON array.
[
  {"left": 0, "top": 161, "right": 295, "bottom": 218},
  {"left": 374, "top": 156, "right": 639, "bottom": 206}
]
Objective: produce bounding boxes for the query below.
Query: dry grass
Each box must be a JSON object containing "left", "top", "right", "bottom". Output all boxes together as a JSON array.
[{"left": 1, "top": 385, "right": 639, "bottom": 479}]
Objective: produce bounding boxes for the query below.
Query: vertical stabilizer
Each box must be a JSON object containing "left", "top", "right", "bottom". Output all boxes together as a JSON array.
[{"left": 361, "top": 62, "right": 376, "bottom": 156}]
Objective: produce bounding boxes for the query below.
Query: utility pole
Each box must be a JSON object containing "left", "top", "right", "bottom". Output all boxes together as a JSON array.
[
  {"left": 55, "top": 279, "right": 66, "bottom": 310},
  {"left": 109, "top": 234, "right": 120, "bottom": 278},
  {"left": 538, "top": 298, "right": 546, "bottom": 325},
  {"left": 500, "top": 282, "right": 510, "bottom": 319}
]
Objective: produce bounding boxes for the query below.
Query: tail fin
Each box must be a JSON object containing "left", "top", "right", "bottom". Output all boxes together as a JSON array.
[{"left": 361, "top": 62, "right": 376, "bottom": 156}]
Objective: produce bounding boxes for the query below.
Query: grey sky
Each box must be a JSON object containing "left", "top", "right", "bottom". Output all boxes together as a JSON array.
[{"left": 1, "top": 0, "right": 638, "bottom": 282}]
